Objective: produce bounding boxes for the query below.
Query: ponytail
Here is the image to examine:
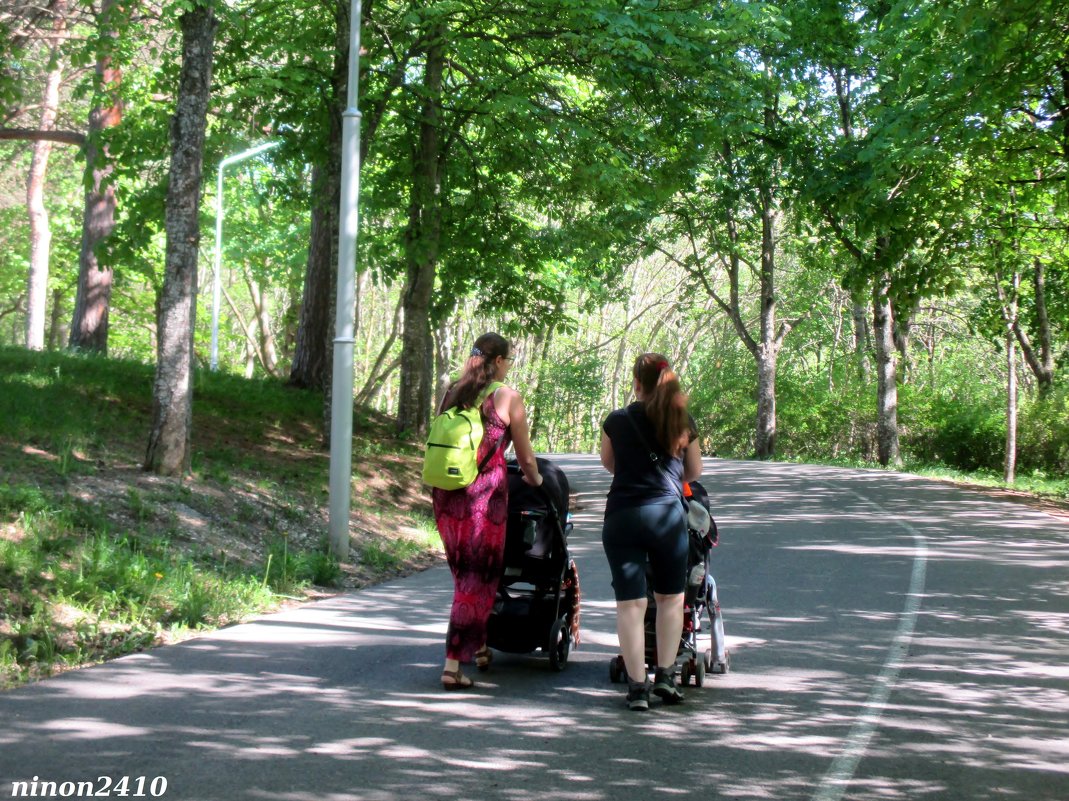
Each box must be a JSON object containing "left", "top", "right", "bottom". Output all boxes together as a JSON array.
[
  {"left": 444, "top": 332, "right": 511, "bottom": 411},
  {"left": 634, "top": 353, "right": 689, "bottom": 457}
]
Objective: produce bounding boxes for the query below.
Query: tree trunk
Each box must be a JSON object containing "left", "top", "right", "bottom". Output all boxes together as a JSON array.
[
  {"left": 145, "top": 1, "right": 217, "bottom": 477},
  {"left": 221, "top": 279, "right": 270, "bottom": 376},
  {"left": 851, "top": 291, "right": 871, "bottom": 382},
  {"left": 397, "top": 29, "right": 445, "bottom": 436},
  {"left": 245, "top": 270, "right": 279, "bottom": 376},
  {"left": 872, "top": 270, "right": 900, "bottom": 467},
  {"left": 24, "top": 1, "right": 67, "bottom": 350},
  {"left": 433, "top": 318, "right": 456, "bottom": 413},
  {"left": 290, "top": 0, "right": 350, "bottom": 394},
  {"left": 288, "top": 162, "right": 338, "bottom": 389},
  {"left": 754, "top": 172, "right": 778, "bottom": 459},
  {"left": 827, "top": 286, "right": 845, "bottom": 392},
  {"left": 1005, "top": 325, "right": 1017, "bottom": 485},
  {"left": 893, "top": 298, "right": 919, "bottom": 384},
  {"left": 69, "top": 0, "right": 122, "bottom": 353},
  {"left": 1011, "top": 257, "right": 1055, "bottom": 394},
  {"left": 996, "top": 268, "right": 1022, "bottom": 483},
  {"left": 527, "top": 312, "right": 558, "bottom": 439},
  {"left": 47, "top": 287, "right": 66, "bottom": 349},
  {"left": 355, "top": 292, "right": 403, "bottom": 406}
]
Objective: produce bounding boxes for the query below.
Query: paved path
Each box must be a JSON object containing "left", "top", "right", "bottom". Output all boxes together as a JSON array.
[{"left": 2, "top": 457, "right": 1069, "bottom": 801}]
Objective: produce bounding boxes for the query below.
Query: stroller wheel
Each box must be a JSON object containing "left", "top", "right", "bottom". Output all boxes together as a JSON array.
[
  {"left": 609, "top": 656, "right": 623, "bottom": 684},
  {"left": 680, "top": 661, "right": 692, "bottom": 686},
  {"left": 548, "top": 617, "right": 570, "bottom": 672},
  {"left": 695, "top": 657, "right": 706, "bottom": 687}
]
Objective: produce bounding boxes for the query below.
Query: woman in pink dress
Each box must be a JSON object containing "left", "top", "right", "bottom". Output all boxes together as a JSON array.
[{"left": 433, "top": 333, "right": 542, "bottom": 690}]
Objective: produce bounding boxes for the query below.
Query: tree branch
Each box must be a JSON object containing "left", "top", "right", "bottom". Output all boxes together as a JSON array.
[{"left": 0, "top": 127, "right": 85, "bottom": 146}]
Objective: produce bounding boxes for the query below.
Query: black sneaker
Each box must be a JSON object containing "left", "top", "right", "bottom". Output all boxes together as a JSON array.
[
  {"left": 653, "top": 667, "right": 684, "bottom": 705},
  {"left": 626, "top": 678, "right": 650, "bottom": 711}
]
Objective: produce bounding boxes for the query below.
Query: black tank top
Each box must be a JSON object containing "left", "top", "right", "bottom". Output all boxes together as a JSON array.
[{"left": 603, "top": 402, "right": 694, "bottom": 516}]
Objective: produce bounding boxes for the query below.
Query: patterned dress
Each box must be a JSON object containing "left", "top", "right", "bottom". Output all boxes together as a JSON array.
[{"left": 432, "top": 390, "right": 511, "bottom": 663}]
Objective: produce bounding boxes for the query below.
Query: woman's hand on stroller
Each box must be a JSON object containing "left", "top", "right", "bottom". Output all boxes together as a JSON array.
[{"left": 522, "top": 470, "right": 543, "bottom": 487}]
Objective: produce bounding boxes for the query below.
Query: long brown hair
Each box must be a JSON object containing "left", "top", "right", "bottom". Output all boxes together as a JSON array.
[
  {"left": 634, "top": 352, "right": 689, "bottom": 457},
  {"left": 444, "top": 332, "right": 510, "bottom": 410}
]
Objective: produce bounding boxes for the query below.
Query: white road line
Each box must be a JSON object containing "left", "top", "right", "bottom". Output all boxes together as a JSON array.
[{"left": 811, "top": 488, "right": 929, "bottom": 801}]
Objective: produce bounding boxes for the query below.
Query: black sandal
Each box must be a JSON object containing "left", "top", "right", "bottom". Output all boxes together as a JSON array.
[
  {"left": 475, "top": 646, "right": 493, "bottom": 672},
  {"left": 441, "top": 668, "right": 474, "bottom": 691}
]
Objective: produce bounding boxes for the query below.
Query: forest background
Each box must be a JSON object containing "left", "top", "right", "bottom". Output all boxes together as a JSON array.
[
  {"left": 2, "top": 0, "right": 1068, "bottom": 686},
  {"left": 4, "top": 0, "right": 1068, "bottom": 482},
  {"left": 4, "top": 0, "right": 1069, "bottom": 478}
]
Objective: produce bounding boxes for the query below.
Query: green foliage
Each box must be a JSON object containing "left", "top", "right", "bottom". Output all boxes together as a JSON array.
[
  {"left": 1018, "top": 387, "right": 1069, "bottom": 474},
  {"left": 531, "top": 354, "right": 608, "bottom": 453},
  {"left": 903, "top": 383, "right": 1005, "bottom": 472},
  {"left": 687, "top": 343, "right": 761, "bottom": 459}
]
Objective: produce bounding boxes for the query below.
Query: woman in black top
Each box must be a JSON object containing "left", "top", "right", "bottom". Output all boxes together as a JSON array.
[{"left": 600, "top": 353, "right": 702, "bottom": 710}]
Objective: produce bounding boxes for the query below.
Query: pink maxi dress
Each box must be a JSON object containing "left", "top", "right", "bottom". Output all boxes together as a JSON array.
[{"left": 432, "top": 391, "right": 511, "bottom": 663}]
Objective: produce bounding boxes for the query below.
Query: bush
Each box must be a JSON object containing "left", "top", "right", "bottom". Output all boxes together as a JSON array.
[
  {"left": 1017, "top": 387, "right": 1069, "bottom": 473},
  {"left": 912, "top": 393, "right": 1005, "bottom": 471}
]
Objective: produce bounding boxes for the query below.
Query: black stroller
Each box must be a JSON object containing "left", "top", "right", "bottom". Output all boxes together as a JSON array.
[
  {"left": 609, "top": 480, "right": 728, "bottom": 686},
  {"left": 486, "top": 457, "right": 579, "bottom": 670}
]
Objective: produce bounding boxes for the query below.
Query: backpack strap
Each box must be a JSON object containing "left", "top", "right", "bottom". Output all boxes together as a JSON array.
[{"left": 476, "top": 381, "right": 506, "bottom": 473}]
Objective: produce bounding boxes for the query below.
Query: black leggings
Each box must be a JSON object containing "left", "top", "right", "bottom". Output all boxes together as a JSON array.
[{"left": 601, "top": 501, "right": 687, "bottom": 601}]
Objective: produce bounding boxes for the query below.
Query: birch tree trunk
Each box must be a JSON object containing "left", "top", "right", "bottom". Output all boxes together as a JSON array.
[
  {"left": 1005, "top": 326, "right": 1017, "bottom": 485},
  {"left": 145, "top": 1, "right": 217, "bottom": 476},
  {"left": 754, "top": 173, "right": 778, "bottom": 459},
  {"left": 872, "top": 270, "right": 901, "bottom": 467},
  {"left": 245, "top": 271, "right": 279, "bottom": 375},
  {"left": 996, "top": 268, "right": 1021, "bottom": 484},
  {"left": 433, "top": 318, "right": 456, "bottom": 413},
  {"left": 69, "top": 0, "right": 121, "bottom": 353},
  {"left": 24, "top": 0, "right": 67, "bottom": 350},
  {"left": 397, "top": 29, "right": 445, "bottom": 436},
  {"left": 851, "top": 292, "right": 871, "bottom": 382}
]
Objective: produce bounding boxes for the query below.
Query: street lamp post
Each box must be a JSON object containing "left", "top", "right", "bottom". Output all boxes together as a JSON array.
[
  {"left": 210, "top": 140, "right": 281, "bottom": 371},
  {"left": 327, "top": 0, "right": 363, "bottom": 561}
]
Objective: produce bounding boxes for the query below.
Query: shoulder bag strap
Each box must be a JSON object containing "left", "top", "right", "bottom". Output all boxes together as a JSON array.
[
  {"left": 626, "top": 407, "right": 688, "bottom": 509},
  {"left": 625, "top": 406, "right": 662, "bottom": 466}
]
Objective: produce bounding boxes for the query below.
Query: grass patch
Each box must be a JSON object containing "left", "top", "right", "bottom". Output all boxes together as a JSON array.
[
  {"left": 906, "top": 463, "right": 1069, "bottom": 503},
  {"left": 774, "top": 451, "right": 1069, "bottom": 506},
  {"left": 0, "top": 503, "right": 277, "bottom": 687},
  {"left": 359, "top": 517, "right": 442, "bottom": 574},
  {"left": 0, "top": 346, "right": 433, "bottom": 689}
]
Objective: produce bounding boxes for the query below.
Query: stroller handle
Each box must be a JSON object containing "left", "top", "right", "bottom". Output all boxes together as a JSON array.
[{"left": 506, "top": 461, "right": 565, "bottom": 523}]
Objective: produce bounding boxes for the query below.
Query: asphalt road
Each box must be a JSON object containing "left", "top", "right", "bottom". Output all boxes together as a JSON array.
[{"left": 2, "top": 456, "right": 1068, "bottom": 801}]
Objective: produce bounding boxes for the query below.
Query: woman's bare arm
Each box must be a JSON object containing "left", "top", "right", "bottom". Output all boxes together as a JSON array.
[
  {"left": 600, "top": 431, "right": 615, "bottom": 474},
  {"left": 682, "top": 438, "right": 702, "bottom": 483},
  {"left": 506, "top": 389, "right": 542, "bottom": 486}
]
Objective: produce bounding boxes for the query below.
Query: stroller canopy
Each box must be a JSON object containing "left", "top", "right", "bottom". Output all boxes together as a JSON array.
[{"left": 508, "top": 457, "right": 570, "bottom": 524}]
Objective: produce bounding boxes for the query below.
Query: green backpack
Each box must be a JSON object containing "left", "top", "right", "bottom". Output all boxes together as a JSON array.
[{"left": 422, "top": 381, "right": 505, "bottom": 490}]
